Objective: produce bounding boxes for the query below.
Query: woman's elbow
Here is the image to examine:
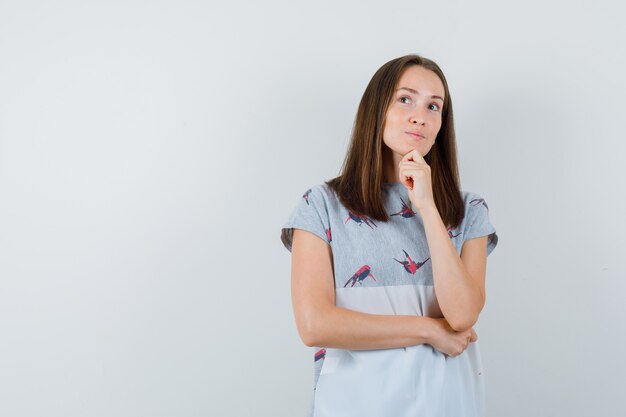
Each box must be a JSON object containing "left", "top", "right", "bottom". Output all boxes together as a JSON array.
[
  {"left": 300, "top": 323, "right": 317, "bottom": 347},
  {"left": 298, "top": 311, "right": 326, "bottom": 347},
  {"left": 448, "top": 314, "right": 478, "bottom": 333},
  {"left": 449, "top": 298, "right": 484, "bottom": 332}
]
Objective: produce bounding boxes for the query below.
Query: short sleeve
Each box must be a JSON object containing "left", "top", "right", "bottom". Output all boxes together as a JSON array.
[
  {"left": 280, "top": 186, "right": 331, "bottom": 253},
  {"left": 463, "top": 193, "right": 498, "bottom": 256}
]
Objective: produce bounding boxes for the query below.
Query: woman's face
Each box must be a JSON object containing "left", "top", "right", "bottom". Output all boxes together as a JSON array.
[{"left": 382, "top": 65, "right": 445, "bottom": 158}]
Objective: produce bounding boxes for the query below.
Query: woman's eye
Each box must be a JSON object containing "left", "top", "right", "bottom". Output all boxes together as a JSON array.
[
  {"left": 429, "top": 103, "right": 440, "bottom": 111},
  {"left": 399, "top": 96, "right": 411, "bottom": 104}
]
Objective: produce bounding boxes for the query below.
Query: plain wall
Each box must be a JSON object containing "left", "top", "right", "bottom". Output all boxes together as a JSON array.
[{"left": 1, "top": 0, "right": 624, "bottom": 416}]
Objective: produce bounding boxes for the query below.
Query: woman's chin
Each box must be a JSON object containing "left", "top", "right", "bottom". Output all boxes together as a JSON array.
[{"left": 400, "top": 145, "right": 429, "bottom": 157}]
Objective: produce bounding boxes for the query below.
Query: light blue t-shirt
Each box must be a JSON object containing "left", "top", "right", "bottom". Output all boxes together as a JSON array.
[{"left": 281, "top": 182, "right": 498, "bottom": 417}]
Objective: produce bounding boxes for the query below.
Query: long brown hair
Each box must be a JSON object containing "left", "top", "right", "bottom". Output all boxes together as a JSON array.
[{"left": 325, "top": 54, "right": 465, "bottom": 228}]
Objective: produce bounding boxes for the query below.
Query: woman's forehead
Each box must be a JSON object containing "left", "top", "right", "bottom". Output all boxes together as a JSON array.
[{"left": 396, "top": 66, "right": 445, "bottom": 99}]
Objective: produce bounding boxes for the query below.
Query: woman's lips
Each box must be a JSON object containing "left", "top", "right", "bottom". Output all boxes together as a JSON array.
[{"left": 406, "top": 131, "right": 425, "bottom": 140}]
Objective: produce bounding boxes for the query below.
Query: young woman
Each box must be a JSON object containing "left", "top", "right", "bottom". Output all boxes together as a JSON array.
[{"left": 280, "top": 54, "right": 498, "bottom": 417}]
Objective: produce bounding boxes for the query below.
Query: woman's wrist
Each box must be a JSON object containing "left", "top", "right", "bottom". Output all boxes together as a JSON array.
[
  {"left": 417, "top": 202, "right": 439, "bottom": 220},
  {"left": 417, "top": 316, "right": 438, "bottom": 345}
]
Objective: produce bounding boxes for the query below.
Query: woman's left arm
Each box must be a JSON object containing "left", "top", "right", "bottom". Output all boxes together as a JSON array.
[
  {"left": 398, "top": 149, "right": 488, "bottom": 333},
  {"left": 420, "top": 204, "right": 487, "bottom": 332}
]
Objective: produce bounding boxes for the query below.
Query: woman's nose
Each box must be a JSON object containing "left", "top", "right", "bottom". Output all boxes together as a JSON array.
[
  {"left": 409, "top": 106, "right": 426, "bottom": 125},
  {"left": 410, "top": 113, "right": 425, "bottom": 125}
]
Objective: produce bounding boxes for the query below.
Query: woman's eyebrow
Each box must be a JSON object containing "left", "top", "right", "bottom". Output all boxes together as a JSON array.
[{"left": 396, "top": 87, "right": 444, "bottom": 102}]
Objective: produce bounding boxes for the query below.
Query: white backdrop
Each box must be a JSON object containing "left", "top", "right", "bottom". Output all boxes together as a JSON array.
[{"left": 1, "top": 1, "right": 624, "bottom": 416}]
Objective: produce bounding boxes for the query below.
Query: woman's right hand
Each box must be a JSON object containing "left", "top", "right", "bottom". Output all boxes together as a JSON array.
[{"left": 428, "top": 318, "right": 478, "bottom": 357}]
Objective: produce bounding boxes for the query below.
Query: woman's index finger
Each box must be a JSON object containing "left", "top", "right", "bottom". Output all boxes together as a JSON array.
[{"left": 401, "top": 148, "right": 424, "bottom": 163}]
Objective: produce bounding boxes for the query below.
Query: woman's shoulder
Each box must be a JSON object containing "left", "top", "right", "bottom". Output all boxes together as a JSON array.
[
  {"left": 290, "top": 183, "right": 339, "bottom": 212},
  {"left": 457, "top": 189, "right": 498, "bottom": 253},
  {"left": 302, "top": 182, "right": 338, "bottom": 201},
  {"left": 459, "top": 189, "right": 488, "bottom": 205}
]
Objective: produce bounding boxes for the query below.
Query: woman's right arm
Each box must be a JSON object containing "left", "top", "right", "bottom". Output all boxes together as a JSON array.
[
  {"left": 291, "top": 229, "right": 478, "bottom": 356},
  {"left": 290, "top": 228, "right": 438, "bottom": 350}
]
